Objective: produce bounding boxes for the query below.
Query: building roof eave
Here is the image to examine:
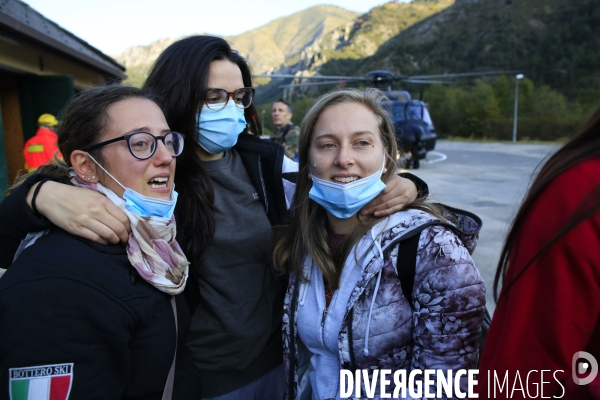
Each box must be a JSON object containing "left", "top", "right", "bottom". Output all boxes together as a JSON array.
[{"left": 0, "top": 4, "right": 126, "bottom": 80}]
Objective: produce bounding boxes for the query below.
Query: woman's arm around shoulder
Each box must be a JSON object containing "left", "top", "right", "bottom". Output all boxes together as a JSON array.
[{"left": 0, "top": 173, "right": 130, "bottom": 260}]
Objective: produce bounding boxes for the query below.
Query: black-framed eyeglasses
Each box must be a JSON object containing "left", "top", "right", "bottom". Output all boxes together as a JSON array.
[
  {"left": 82, "top": 131, "right": 185, "bottom": 160},
  {"left": 204, "top": 87, "right": 255, "bottom": 111}
]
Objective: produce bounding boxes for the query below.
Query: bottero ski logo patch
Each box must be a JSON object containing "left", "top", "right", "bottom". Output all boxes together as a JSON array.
[{"left": 9, "top": 363, "right": 73, "bottom": 400}]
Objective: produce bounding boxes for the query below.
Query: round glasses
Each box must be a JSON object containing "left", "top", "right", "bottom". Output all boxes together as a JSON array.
[
  {"left": 82, "top": 131, "right": 185, "bottom": 160},
  {"left": 204, "top": 87, "right": 255, "bottom": 111}
]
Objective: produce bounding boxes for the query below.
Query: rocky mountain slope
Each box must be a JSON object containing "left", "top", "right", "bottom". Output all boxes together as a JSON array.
[
  {"left": 294, "top": 0, "right": 454, "bottom": 73},
  {"left": 256, "top": 0, "right": 455, "bottom": 100},
  {"left": 229, "top": 5, "right": 358, "bottom": 73},
  {"left": 113, "top": 0, "right": 599, "bottom": 106},
  {"left": 113, "top": 5, "right": 358, "bottom": 85}
]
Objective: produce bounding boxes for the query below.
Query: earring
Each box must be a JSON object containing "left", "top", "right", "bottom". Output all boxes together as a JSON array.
[
  {"left": 91, "top": 176, "right": 96, "bottom": 179},
  {"left": 383, "top": 168, "right": 388, "bottom": 173},
  {"left": 87, "top": 177, "right": 92, "bottom": 181}
]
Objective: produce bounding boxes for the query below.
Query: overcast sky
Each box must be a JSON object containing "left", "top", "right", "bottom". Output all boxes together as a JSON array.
[{"left": 24, "top": 0, "right": 410, "bottom": 55}]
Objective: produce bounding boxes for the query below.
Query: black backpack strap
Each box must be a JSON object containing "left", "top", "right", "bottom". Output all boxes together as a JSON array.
[
  {"left": 396, "top": 233, "right": 421, "bottom": 303},
  {"left": 280, "top": 124, "right": 293, "bottom": 140}
]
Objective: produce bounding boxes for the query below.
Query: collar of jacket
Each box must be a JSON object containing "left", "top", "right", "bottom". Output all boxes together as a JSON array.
[
  {"left": 234, "top": 133, "right": 290, "bottom": 226},
  {"left": 300, "top": 206, "right": 482, "bottom": 311}
]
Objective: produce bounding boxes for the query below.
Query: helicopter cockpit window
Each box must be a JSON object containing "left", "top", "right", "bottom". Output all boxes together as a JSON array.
[
  {"left": 382, "top": 100, "right": 406, "bottom": 122},
  {"left": 421, "top": 107, "right": 434, "bottom": 127},
  {"left": 406, "top": 103, "right": 423, "bottom": 120},
  {"left": 393, "top": 104, "right": 407, "bottom": 121}
]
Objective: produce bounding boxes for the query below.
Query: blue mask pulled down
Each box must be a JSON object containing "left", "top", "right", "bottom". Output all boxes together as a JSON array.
[
  {"left": 308, "top": 169, "right": 386, "bottom": 219},
  {"left": 122, "top": 188, "right": 178, "bottom": 219},
  {"left": 86, "top": 153, "right": 178, "bottom": 219},
  {"left": 196, "top": 100, "right": 247, "bottom": 154}
]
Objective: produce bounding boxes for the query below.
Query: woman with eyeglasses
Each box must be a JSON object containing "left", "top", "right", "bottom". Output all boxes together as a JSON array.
[
  {"left": 0, "top": 85, "right": 200, "bottom": 399},
  {"left": 0, "top": 36, "right": 426, "bottom": 399}
]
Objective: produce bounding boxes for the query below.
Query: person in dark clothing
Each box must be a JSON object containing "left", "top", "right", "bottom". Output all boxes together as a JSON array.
[
  {"left": 0, "top": 37, "right": 425, "bottom": 399},
  {"left": 0, "top": 85, "right": 200, "bottom": 399},
  {"left": 270, "top": 99, "right": 300, "bottom": 160}
]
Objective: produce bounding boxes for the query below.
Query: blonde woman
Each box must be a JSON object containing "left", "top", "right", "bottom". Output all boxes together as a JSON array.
[{"left": 273, "top": 88, "right": 486, "bottom": 399}]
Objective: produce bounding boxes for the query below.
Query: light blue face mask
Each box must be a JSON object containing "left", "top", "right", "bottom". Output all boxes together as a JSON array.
[
  {"left": 121, "top": 189, "right": 178, "bottom": 219},
  {"left": 196, "top": 100, "right": 247, "bottom": 154},
  {"left": 87, "top": 153, "right": 178, "bottom": 219},
  {"left": 308, "top": 157, "right": 387, "bottom": 219}
]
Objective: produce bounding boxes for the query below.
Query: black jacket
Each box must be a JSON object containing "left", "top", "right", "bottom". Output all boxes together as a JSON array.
[
  {"left": 235, "top": 132, "right": 297, "bottom": 226},
  {"left": 0, "top": 228, "right": 200, "bottom": 399}
]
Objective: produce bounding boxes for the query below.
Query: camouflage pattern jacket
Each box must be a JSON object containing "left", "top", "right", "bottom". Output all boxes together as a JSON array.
[
  {"left": 270, "top": 123, "right": 300, "bottom": 160},
  {"left": 282, "top": 207, "right": 485, "bottom": 399}
]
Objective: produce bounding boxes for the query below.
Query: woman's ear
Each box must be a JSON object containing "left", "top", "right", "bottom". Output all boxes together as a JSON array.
[{"left": 71, "top": 150, "right": 98, "bottom": 182}]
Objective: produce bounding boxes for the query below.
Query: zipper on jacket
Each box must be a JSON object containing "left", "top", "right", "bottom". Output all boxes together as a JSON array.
[
  {"left": 257, "top": 155, "right": 269, "bottom": 214},
  {"left": 321, "top": 307, "right": 328, "bottom": 350},
  {"left": 347, "top": 308, "right": 357, "bottom": 370}
]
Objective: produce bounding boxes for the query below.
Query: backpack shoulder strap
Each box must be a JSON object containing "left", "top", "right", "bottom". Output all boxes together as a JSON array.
[
  {"left": 396, "top": 232, "right": 421, "bottom": 302},
  {"left": 280, "top": 124, "right": 292, "bottom": 140}
]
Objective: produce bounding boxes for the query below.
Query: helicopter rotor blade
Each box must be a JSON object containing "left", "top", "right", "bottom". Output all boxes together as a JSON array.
[
  {"left": 279, "top": 79, "right": 362, "bottom": 88},
  {"left": 281, "top": 78, "right": 458, "bottom": 88},
  {"left": 406, "top": 70, "right": 526, "bottom": 80},
  {"left": 402, "top": 79, "right": 458, "bottom": 84},
  {"left": 254, "top": 73, "right": 366, "bottom": 80}
]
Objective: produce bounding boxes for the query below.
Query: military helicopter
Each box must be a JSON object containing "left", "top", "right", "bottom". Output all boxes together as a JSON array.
[{"left": 256, "top": 69, "right": 523, "bottom": 169}]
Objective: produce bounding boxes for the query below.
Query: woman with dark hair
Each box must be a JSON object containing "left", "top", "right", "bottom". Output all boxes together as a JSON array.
[
  {"left": 477, "top": 106, "right": 600, "bottom": 399},
  {"left": 0, "top": 36, "right": 425, "bottom": 399},
  {"left": 273, "top": 88, "right": 485, "bottom": 399},
  {"left": 0, "top": 85, "right": 199, "bottom": 399}
]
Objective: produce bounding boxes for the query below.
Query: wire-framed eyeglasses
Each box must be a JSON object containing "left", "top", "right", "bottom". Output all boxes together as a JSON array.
[
  {"left": 82, "top": 131, "right": 185, "bottom": 160},
  {"left": 204, "top": 87, "right": 255, "bottom": 111}
]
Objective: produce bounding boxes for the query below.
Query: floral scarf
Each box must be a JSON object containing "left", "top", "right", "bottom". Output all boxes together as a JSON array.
[{"left": 70, "top": 173, "right": 189, "bottom": 295}]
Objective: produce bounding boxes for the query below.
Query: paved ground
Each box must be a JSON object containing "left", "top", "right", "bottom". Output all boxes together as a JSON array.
[{"left": 404, "top": 140, "right": 559, "bottom": 311}]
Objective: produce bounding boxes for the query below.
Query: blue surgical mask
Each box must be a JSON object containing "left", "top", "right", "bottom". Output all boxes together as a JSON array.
[
  {"left": 87, "top": 153, "right": 178, "bottom": 219},
  {"left": 308, "top": 158, "right": 386, "bottom": 219},
  {"left": 196, "top": 100, "right": 247, "bottom": 154},
  {"left": 121, "top": 188, "right": 178, "bottom": 219}
]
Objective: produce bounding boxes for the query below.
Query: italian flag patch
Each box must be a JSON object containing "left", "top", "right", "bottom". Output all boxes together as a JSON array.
[{"left": 9, "top": 363, "right": 73, "bottom": 400}]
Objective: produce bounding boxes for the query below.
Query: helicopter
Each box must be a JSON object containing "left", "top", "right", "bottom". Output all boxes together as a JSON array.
[
  {"left": 382, "top": 86, "right": 436, "bottom": 169},
  {"left": 255, "top": 69, "right": 524, "bottom": 168}
]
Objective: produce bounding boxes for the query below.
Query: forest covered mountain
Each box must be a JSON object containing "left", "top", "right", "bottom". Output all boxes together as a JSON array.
[
  {"left": 114, "top": 0, "right": 600, "bottom": 139},
  {"left": 308, "top": 0, "right": 600, "bottom": 140},
  {"left": 115, "top": 0, "right": 599, "bottom": 104},
  {"left": 256, "top": 0, "right": 600, "bottom": 140},
  {"left": 255, "top": 0, "right": 455, "bottom": 100},
  {"left": 318, "top": 0, "right": 600, "bottom": 103}
]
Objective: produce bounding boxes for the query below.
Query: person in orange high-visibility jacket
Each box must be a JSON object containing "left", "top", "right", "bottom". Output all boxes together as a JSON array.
[{"left": 23, "top": 114, "right": 62, "bottom": 172}]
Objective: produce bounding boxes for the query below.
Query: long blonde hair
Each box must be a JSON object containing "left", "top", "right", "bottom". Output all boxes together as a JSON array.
[{"left": 272, "top": 88, "right": 402, "bottom": 289}]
